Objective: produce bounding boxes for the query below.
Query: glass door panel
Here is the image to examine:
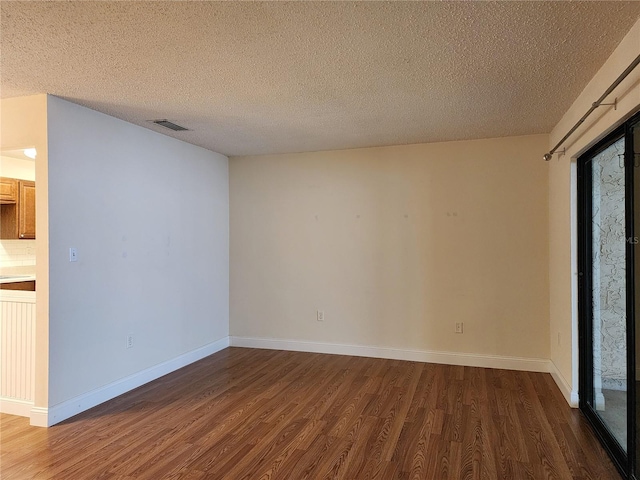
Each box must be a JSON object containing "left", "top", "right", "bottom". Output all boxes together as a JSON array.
[{"left": 590, "top": 136, "right": 628, "bottom": 452}]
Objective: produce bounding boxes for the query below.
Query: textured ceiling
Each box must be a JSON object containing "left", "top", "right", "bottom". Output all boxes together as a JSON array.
[{"left": 2, "top": 2, "right": 640, "bottom": 157}]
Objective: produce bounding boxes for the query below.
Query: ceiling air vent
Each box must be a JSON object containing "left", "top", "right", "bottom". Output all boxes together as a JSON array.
[{"left": 150, "top": 119, "right": 189, "bottom": 131}]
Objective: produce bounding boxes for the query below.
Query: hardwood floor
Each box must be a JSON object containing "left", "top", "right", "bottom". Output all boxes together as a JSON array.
[{"left": 0, "top": 347, "right": 622, "bottom": 479}]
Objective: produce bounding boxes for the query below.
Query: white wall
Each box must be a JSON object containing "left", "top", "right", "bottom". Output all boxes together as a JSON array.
[
  {"left": 0, "top": 155, "right": 36, "bottom": 181},
  {"left": 46, "top": 97, "right": 229, "bottom": 413},
  {"left": 230, "top": 135, "right": 550, "bottom": 365},
  {"left": 548, "top": 17, "right": 640, "bottom": 404}
]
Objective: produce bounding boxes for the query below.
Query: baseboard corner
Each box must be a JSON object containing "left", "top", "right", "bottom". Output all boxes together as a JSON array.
[
  {"left": 30, "top": 406, "right": 49, "bottom": 427},
  {"left": 549, "top": 360, "right": 579, "bottom": 407}
]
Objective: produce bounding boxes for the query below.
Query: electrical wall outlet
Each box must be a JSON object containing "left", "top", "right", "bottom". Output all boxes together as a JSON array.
[
  {"left": 126, "top": 334, "right": 134, "bottom": 349},
  {"left": 317, "top": 310, "right": 324, "bottom": 322},
  {"left": 455, "top": 322, "right": 463, "bottom": 334}
]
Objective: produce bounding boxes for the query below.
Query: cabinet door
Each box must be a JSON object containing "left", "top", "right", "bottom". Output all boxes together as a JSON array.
[
  {"left": 0, "top": 177, "right": 17, "bottom": 204},
  {"left": 0, "top": 204, "right": 18, "bottom": 238},
  {"left": 18, "top": 181, "right": 35, "bottom": 239}
]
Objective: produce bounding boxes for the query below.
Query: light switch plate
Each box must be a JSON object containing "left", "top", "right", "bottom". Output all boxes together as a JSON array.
[{"left": 69, "top": 247, "right": 78, "bottom": 262}]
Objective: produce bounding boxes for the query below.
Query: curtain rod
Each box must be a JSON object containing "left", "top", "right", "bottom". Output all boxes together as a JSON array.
[{"left": 543, "top": 53, "right": 640, "bottom": 161}]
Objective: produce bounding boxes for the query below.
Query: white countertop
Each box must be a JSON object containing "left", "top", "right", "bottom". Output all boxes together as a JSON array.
[{"left": 0, "top": 274, "right": 36, "bottom": 284}]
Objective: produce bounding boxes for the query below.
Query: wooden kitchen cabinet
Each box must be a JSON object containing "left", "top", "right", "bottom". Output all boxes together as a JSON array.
[
  {"left": 0, "top": 177, "right": 18, "bottom": 204},
  {"left": 18, "top": 181, "right": 35, "bottom": 239},
  {"left": 0, "top": 179, "right": 35, "bottom": 239}
]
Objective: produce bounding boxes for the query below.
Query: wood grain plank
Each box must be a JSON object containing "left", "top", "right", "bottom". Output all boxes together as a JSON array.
[{"left": 0, "top": 348, "right": 622, "bottom": 480}]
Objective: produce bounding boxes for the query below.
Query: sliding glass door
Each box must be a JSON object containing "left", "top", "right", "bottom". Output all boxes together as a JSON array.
[{"left": 578, "top": 112, "right": 640, "bottom": 479}]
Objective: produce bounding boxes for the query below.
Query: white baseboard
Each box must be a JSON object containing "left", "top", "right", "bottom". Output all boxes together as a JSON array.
[
  {"left": 30, "top": 407, "right": 49, "bottom": 427},
  {"left": 549, "top": 360, "right": 579, "bottom": 407},
  {"left": 47, "top": 336, "right": 230, "bottom": 427},
  {"left": 230, "top": 336, "right": 551, "bottom": 373},
  {"left": 0, "top": 397, "right": 33, "bottom": 418}
]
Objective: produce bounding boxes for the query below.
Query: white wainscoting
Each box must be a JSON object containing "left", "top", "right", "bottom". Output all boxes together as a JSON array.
[{"left": 0, "top": 291, "right": 36, "bottom": 417}]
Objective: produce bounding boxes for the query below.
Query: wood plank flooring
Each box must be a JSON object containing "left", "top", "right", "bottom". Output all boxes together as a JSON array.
[{"left": 0, "top": 347, "right": 621, "bottom": 479}]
